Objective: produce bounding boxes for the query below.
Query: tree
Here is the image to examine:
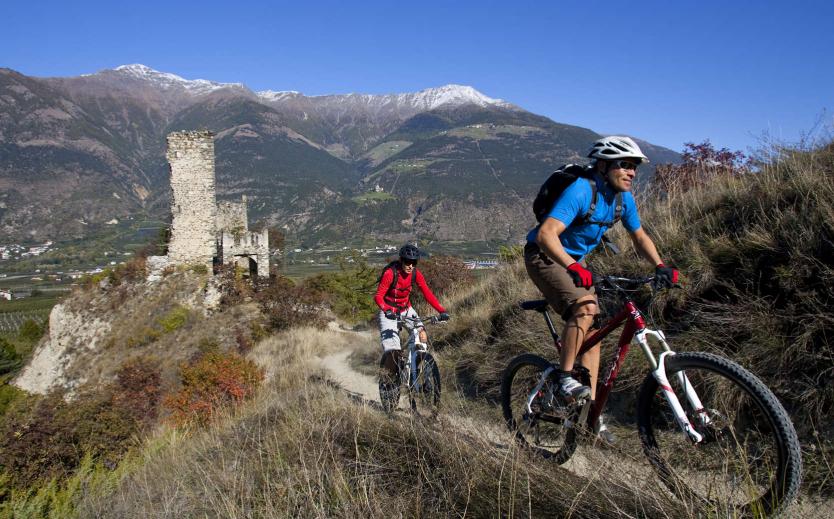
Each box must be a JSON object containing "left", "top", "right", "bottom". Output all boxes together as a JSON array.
[{"left": 652, "top": 140, "right": 747, "bottom": 198}]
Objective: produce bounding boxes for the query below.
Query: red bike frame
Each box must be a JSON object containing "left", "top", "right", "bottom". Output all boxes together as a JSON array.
[{"left": 545, "top": 300, "right": 647, "bottom": 429}]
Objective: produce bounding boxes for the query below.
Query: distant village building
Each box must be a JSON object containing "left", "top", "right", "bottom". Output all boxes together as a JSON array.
[
  {"left": 373, "top": 184, "right": 384, "bottom": 193},
  {"left": 463, "top": 259, "right": 498, "bottom": 270},
  {"left": 0, "top": 290, "right": 11, "bottom": 301},
  {"left": 162, "top": 131, "right": 269, "bottom": 278}
]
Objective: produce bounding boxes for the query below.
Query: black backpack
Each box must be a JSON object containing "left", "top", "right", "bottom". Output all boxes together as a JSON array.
[{"left": 533, "top": 164, "right": 623, "bottom": 227}]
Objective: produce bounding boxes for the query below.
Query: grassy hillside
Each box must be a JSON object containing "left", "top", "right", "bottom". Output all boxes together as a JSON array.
[
  {"left": 3, "top": 141, "right": 830, "bottom": 517},
  {"left": 429, "top": 140, "right": 834, "bottom": 497}
]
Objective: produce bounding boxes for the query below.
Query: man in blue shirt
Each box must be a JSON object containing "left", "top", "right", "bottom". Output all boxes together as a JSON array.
[{"left": 524, "top": 136, "right": 679, "bottom": 442}]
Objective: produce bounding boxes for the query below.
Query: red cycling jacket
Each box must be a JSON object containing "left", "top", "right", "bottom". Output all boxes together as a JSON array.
[{"left": 374, "top": 265, "right": 446, "bottom": 313}]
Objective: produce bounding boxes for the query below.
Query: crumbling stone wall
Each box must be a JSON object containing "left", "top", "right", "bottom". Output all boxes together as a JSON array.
[
  {"left": 217, "top": 195, "right": 249, "bottom": 234},
  {"left": 166, "top": 131, "right": 217, "bottom": 269},
  {"left": 219, "top": 228, "right": 270, "bottom": 278}
]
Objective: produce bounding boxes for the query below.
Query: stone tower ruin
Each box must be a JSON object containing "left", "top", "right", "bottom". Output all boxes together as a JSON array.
[
  {"left": 216, "top": 196, "right": 270, "bottom": 278},
  {"left": 160, "top": 131, "right": 270, "bottom": 278},
  {"left": 166, "top": 131, "right": 217, "bottom": 271}
]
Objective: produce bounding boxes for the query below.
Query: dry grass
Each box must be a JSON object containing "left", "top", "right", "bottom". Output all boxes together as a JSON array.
[
  {"left": 74, "top": 327, "right": 687, "bottom": 519},
  {"left": 10, "top": 143, "right": 834, "bottom": 517}
]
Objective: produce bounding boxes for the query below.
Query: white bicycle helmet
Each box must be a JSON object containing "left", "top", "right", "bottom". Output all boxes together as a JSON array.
[{"left": 587, "top": 136, "right": 649, "bottom": 164}]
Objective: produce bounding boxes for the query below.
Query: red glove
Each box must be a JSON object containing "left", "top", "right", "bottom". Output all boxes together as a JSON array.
[{"left": 566, "top": 262, "right": 594, "bottom": 288}]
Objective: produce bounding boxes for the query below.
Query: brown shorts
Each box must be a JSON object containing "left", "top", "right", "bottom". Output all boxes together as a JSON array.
[{"left": 524, "top": 242, "right": 596, "bottom": 320}]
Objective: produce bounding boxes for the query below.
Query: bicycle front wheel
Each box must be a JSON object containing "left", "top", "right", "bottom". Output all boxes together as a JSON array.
[
  {"left": 500, "top": 354, "right": 579, "bottom": 464},
  {"left": 637, "top": 352, "right": 802, "bottom": 517},
  {"left": 378, "top": 351, "right": 401, "bottom": 414},
  {"left": 409, "top": 351, "right": 440, "bottom": 416}
]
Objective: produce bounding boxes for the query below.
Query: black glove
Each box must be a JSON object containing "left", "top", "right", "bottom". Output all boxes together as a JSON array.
[
  {"left": 653, "top": 263, "right": 679, "bottom": 290},
  {"left": 384, "top": 309, "right": 397, "bottom": 320},
  {"left": 438, "top": 312, "right": 450, "bottom": 322}
]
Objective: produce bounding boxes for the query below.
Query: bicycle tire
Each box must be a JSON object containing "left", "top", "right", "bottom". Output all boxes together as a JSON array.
[
  {"left": 378, "top": 350, "right": 401, "bottom": 414},
  {"left": 500, "top": 353, "right": 580, "bottom": 464},
  {"left": 409, "top": 351, "right": 441, "bottom": 416},
  {"left": 637, "top": 352, "right": 802, "bottom": 517}
]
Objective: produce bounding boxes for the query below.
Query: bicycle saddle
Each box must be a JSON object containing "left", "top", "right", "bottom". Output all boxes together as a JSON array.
[{"left": 519, "top": 300, "right": 549, "bottom": 312}]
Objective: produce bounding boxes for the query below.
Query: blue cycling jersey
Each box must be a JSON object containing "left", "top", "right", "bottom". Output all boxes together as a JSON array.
[{"left": 526, "top": 175, "right": 641, "bottom": 261}]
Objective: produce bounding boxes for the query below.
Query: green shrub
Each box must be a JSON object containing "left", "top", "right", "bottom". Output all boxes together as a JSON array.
[
  {"left": 17, "top": 319, "right": 45, "bottom": 343},
  {"left": 156, "top": 305, "right": 191, "bottom": 333},
  {"left": 0, "top": 337, "right": 22, "bottom": 376},
  {"left": 498, "top": 244, "right": 524, "bottom": 262},
  {"left": 189, "top": 264, "right": 208, "bottom": 275},
  {"left": 0, "top": 384, "right": 24, "bottom": 416},
  {"left": 302, "top": 252, "right": 377, "bottom": 323}
]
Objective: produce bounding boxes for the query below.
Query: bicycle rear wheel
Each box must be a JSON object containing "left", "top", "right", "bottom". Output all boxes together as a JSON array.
[
  {"left": 500, "top": 353, "right": 581, "bottom": 464},
  {"left": 637, "top": 352, "right": 801, "bottom": 517},
  {"left": 409, "top": 351, "right": 440, "bottom": 416}
]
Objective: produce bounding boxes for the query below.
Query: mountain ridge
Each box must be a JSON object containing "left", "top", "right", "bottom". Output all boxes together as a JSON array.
[{"left": 0, "top": 65, "right": 680, "bottom": 246}]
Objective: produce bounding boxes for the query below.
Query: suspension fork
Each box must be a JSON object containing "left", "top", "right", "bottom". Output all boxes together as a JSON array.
[
  {"left": 408, "top": 327, "right": 428, "bottom": 391},
  {"left": 642, "top": 330, "right": 711, "bottom": 427},
  {"left": 635, "top": 330, "right": 706, "bottom": 443}
]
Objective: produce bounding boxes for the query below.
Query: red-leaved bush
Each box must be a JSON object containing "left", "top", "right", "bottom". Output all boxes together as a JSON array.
[
  {"left": 652, "top": 140, "right": 747, "bottom": 198},
  {"left": 418, "top": 255, "right": 475, "bottom": 297},
  {"left": 163, "top": 352, "right": 264, "bottom": 426},
  {"left": 112, "top": 357, "right": 162, "bottom": 427}
]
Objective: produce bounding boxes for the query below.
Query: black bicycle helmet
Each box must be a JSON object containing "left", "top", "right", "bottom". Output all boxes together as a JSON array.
[{"left": 399, "top": 243, "right": 420, "bottom": 261}]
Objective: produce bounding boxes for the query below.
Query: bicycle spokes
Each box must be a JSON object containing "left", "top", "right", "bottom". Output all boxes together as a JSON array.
[
  {"left": 502, "top": 355, "right": 579, "bottom": 463},
  {"left": 640, "top": 353, "right": 790, "bottom": 514}
]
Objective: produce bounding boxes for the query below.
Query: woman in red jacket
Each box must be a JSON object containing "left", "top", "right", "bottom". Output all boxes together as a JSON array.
[{"left": 375, "top": 244, "right": 449, "bottom": 388}]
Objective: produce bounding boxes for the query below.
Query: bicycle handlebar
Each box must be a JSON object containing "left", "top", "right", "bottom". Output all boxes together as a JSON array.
[
  {"left": 594, "top": 274, "right": 681, "bottom": 294},
  {"left": 397, "top": 314, "right": 444, "bottom": 326},
  {"left": 595, "top": 274, "right": 653, "bottom": 287}
]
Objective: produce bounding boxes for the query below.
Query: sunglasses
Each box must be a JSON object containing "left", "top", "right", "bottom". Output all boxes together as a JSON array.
[
  {"left": 613, "top": 160, "right": 639, "bottom": 171},
  {"left": 402, "top": 259, "right": 418, "bottom": 266}
]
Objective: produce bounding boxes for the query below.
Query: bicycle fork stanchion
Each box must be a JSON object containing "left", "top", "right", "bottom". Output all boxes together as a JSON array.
[
  {"left": 637, "top": 329, "right": 709, "bottom": 442},
  {"left": 402, "top": 316, "right": 429, "bottom": 394}
]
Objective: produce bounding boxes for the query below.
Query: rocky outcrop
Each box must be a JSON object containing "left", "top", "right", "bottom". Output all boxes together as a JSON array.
[{"left": 14, "top": 302, "right": 111, "bottom": 394}]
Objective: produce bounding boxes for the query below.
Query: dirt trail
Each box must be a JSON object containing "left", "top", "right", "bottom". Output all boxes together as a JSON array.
[
  {"left": 318, "top": 349, "right": 379, "bottom": 402},
  {"left": 316, "top": 328, "right": 613, "bottom": 455}
]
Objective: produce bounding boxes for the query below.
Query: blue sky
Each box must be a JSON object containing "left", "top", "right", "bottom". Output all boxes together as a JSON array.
[{"left": 3, "top": 0, "right": 832, "bottom": 153}]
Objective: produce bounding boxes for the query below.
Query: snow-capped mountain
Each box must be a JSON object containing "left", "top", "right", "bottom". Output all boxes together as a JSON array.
[
  {"left": 392, "top": 84, "right": 509, "bottom": 110},
  {"left": 94, "top": 64, "right": 507, "bottom": 112},
  {"left": 257, "top": 84, "right": 512, "bottom": 111},
  {"left": 257, "top": 90, "right": 302, "bottom": 103},
  {"left": 109, "top": 64, "right": 246, "bottom": 95}
]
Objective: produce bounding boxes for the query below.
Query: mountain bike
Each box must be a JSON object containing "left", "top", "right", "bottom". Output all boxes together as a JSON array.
[
  {"left": 500, "top": 275, "right": 802, "bottom": 517},
  {"left": 378, "top": 314, "right": 442, "bottom": 416}
]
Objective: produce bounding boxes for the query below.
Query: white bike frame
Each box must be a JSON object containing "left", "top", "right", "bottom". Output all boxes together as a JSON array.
[{"left": 399, "top": 315, "right": 430, "bottom": 392}]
